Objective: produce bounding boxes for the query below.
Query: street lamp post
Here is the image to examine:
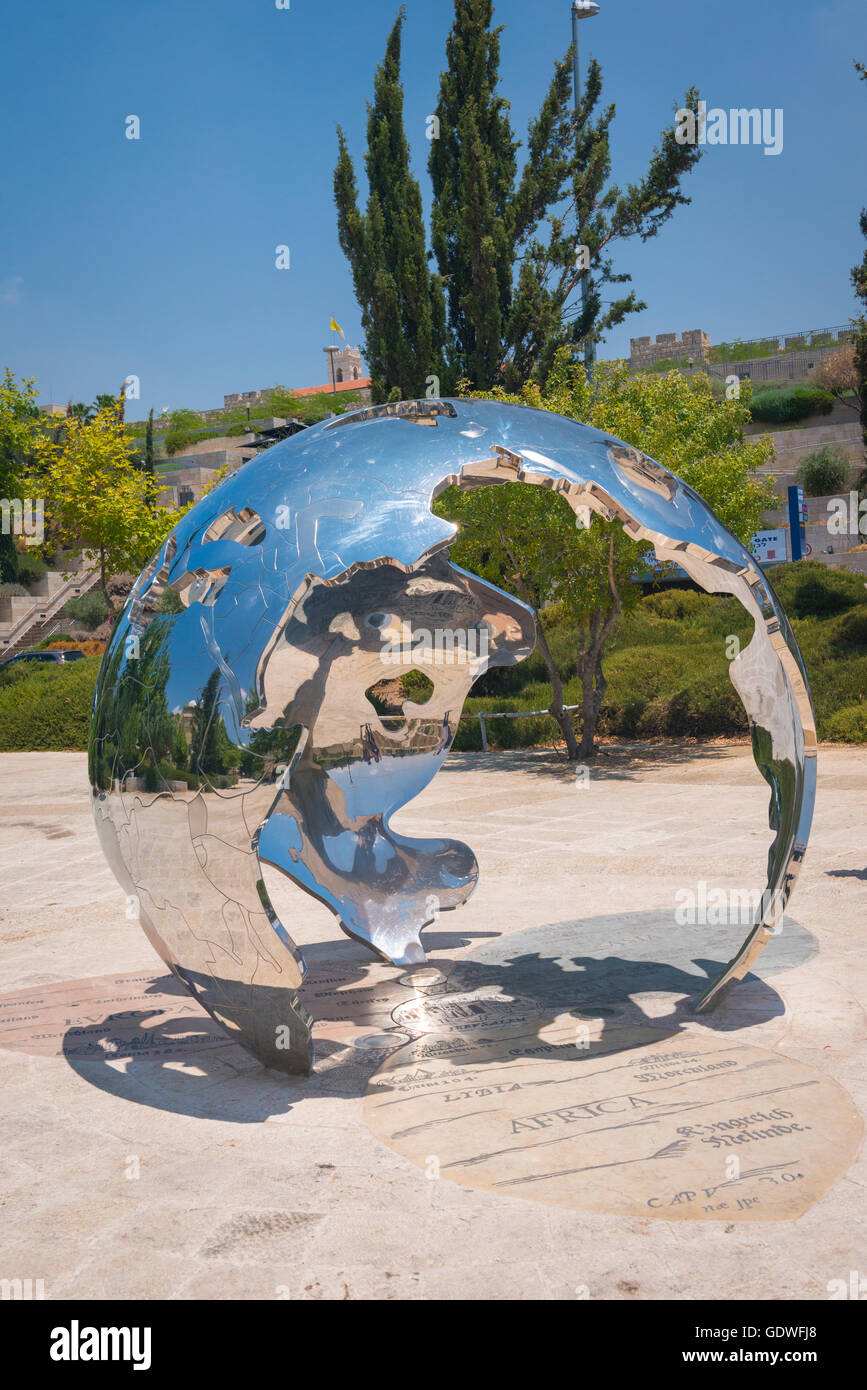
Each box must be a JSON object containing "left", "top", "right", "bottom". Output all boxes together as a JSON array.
[
  {"left": 323, "top": 345, "right": 340, "bottom": 394},
  {"left": 571, "top": 1, "right": 599, "bottom": 375}
]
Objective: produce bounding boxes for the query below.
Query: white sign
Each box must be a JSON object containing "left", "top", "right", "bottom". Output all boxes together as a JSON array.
[{"left": 751, "top": 529, "right": 788, "bottom": 565}]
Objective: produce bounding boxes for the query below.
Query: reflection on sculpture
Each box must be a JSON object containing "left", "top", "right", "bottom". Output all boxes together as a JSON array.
[{"left": 89, "top": 399, "right": 817, "bottom": 1075}]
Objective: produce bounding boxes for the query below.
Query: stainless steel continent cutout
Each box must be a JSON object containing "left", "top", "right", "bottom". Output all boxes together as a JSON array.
[
  {"left": 89, "top": 399, "right": 817, "bottom": 1075},
  {"left": 363, "top": 1023, "right": 862, "bottom": 1222}
]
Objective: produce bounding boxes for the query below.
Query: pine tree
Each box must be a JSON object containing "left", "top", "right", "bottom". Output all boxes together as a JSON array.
[
  {"left": 428, "top": 0, "right": 519, "bottom": 389},
  {"left": 852, "top": 61, "right": 867, "bottom": 464},
  {"left": 336, "top": 1, "right": 703, "bottom": 396},
  {"left": 334, "top": 9, "right": 446, "bottom": 402},
  {"left": 429, "top": 1, "right": 703, "bottom": 390},
  {"left": 145, "top": 408, "right": 154, "bottom": 478}
]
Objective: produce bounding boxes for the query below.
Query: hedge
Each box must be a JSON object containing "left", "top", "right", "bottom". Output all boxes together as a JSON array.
[
  {"left": 0, "top": 655, "right": 102, "bottom": 750},
  {"left": 749, "top": 387, "right": 835, "bottom": 424}
]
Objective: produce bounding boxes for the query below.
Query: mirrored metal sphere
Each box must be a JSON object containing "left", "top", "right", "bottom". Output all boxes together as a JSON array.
[{"left": 90, "top": 400, "right": 816, "bottom": 1074}]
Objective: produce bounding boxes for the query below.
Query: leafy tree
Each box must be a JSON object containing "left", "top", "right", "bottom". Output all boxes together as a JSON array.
[
  {"left": 27, "top": 400, "right": 180, "bottom": 614},
  {"left": 435, "top": 355, "right": 776, "bottom": 758},
  {"left": 334, "top": 8, "right": 446, "bottom": 402},
  {"left": 163, "top": 406, "right": 204, "bottom": 457},
  {"left": 0, "top": 369, "right": 42, "bottom": 582},
  {"left": 167, "top": 408, "right": 203, "bottom": 431},
  {"left": 811, "top": 346, "right": 863, "bottom": 417}
]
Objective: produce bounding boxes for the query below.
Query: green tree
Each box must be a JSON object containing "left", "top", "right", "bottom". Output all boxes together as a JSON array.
[
  {"left": 851, "top": 60, "right": 867, "bottom": 485},
  {"left": 145, "top": 408, "right": 154, "bottom": 473},
  {"left": 435, "top": 354, "right": 776, "bottom": 758},
  {"left": 429, "top": 0, "right": 703, "bottom": 390},
  {"left": 0, "top": 369, "right": 42, "bottom": 583},
  {"left": 852, "top": 61, "right": 867, "bottom": 306},
  {"left": 334, "top": 8, "right": 446, "bottom": 402},
  {"left": 27, "top": 400, "right": 180, "bottom": 614}
]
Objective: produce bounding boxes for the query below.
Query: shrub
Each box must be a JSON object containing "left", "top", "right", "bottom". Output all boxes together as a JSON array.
[
  {"left": 822, "top": 703, "right": 867, "bottom": 743},
  {"left": 401, "top": 669, "right": 434, "bottom": 703},
  {"left": 164, "top": 428, "right": 196, "bottom": 457},
  {"left": 749, "top": 387, "right": 834, "bottom": 424},
  {"left": 634, "top": 675, "right": 747, "bottom": 737},
  {"left": 14, "top": 552, "right": 47, "bottom": 585},
  {"left": 769, "top": 561, "right": 865, "bottom": 619},
  {"left": 157, "top": 587, "right": 184, "bottom": 613},
  {"left": 0, "top": 582, "right": 28, "bottom": 597},
  {"left": 63, "top": 590, "right": 109, "bottom": 630},
  {"left": 829, "top": 604, "right": 867, "bottom": 651},
  {"left": 156, "top": 761, "right": 199, "bottom": 790},
  {"left": 0, "top": 654, "right": 100, "bottom": 749},
  {"left": 796, "top": 446, "right": 850, "bottom": 497}
]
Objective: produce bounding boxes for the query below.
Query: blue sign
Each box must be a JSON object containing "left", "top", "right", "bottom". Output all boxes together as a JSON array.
[{"left": 788, "top": 485, "right": 807, "bottom": 561}]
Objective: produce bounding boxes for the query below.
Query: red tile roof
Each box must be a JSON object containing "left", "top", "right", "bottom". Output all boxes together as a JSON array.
[{"left": 290, "top": 378, "right": 371, "bottom": 397}]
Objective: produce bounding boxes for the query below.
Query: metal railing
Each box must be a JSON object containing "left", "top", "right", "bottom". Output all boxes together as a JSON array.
[
  {"left": 471, "top": 703, "right": 581, "bottom": 751},
  {"left": 0, "top": 567, "right": 101, "bottom": 656}
]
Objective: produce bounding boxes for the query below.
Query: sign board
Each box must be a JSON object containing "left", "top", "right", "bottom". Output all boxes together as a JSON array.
[{"left": 751, "top": 528, "right": 788, "bottom": 566}]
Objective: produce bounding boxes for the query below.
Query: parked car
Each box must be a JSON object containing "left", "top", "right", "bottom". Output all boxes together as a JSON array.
[{"left": 2, "top": 649, "right": 86, "bottom": 667}]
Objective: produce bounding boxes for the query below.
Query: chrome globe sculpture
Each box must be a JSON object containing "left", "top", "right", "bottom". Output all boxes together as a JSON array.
[{"left": 89, "top": 400, "right": 816, "bottom": 1074}]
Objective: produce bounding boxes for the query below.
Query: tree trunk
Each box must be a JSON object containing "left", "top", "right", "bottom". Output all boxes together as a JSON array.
[
  {"left": 497, "top": 526, "right": 580, "bottom": 761},
  {"left": 576, "top": 536, "right": 623, "bottom": 760},
  {"left": 100, "top": 554, "right": 116, "bottom": 619},
  {"left": 577, "top": 613, "right": 612, "bottom": 760},
  {"left": 535, "top": 616, "right": 581, "bottom": 761}
]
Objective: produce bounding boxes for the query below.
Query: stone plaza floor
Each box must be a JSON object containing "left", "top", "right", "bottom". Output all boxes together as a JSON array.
[{"left": 0, "top": 744, "right": 864, "bottom": 1300}]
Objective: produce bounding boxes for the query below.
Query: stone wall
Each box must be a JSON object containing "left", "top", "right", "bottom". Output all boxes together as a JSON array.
[{"left": 629, "top": 329, "right": 710, "bottom": 368}]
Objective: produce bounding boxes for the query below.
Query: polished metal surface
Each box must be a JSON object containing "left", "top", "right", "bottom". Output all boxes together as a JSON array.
[{"left": 90, "top": 399, "right": 817, "bottom": 1073}]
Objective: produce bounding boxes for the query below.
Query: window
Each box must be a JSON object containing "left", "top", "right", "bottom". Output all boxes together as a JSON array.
[{"left": 335, "top": 368, "right": 343, "bottom": 382}]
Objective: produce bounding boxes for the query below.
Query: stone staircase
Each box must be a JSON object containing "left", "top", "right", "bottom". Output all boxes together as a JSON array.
[{"left": 0, "top": 567, "right": 102, "bottom": 662}]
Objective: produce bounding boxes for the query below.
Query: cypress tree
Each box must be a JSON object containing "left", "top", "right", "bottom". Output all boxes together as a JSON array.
[
  {"left": 334, "top": 9, "right": 446, "bottom": 402},
  {"left": 428, "top": 0, "right": 518, "bottom": 389},
  {"left": 430, "top": 1, "right": 702, "bottom": 390},
  {"left": 336, "top": 1, "right": 703, "bottom": 396},
  {"left": 145, "top": 407, "right": 154, "bottom": 479},
  {"left": 851, "top": 62, "right": 867, "bottom": 457}
]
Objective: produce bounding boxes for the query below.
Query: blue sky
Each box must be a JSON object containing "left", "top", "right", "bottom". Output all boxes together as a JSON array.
[{"left": 1, "top": 0, "right": 864, "bottom": 415}]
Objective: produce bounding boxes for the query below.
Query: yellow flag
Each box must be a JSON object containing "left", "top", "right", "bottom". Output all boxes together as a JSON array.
[{"left": 329, "top": 317, "right": 344, "bottom": 338}]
